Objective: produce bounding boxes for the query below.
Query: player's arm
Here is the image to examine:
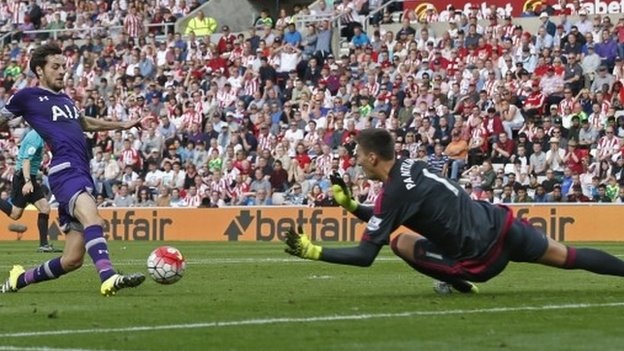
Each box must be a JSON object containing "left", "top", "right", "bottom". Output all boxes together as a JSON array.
[
  {"left": 284, "top": 226, "right": 382, "bottom": 266},
  {"left": 329, "top": 172, "right": 374, "bottom": 221},
  {"left": 285, "top": 199, "right": 403, "bottom": 267},
  {"left": 0, "top": 93, "right": 22, "bottom": 128},
  {"left": 79, "top": 115, "right": 144, "bottom": 132},
  {"left": 22, "top": 159, "right": 32, "bottom": 180}
]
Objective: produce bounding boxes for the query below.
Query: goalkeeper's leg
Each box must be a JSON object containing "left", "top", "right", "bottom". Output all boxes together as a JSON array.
[
  {"left": 390, "top": 233, "right": 503, "bottom": 293},
  {"left": 507, "top": 219, "right": 624, "bottom": 276}
]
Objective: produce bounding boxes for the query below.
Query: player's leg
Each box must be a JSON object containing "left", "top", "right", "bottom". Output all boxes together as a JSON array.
[
  {"left": 72, "top": 192, "right": 145, "bottom": 296},
  {"left": 31, "top": 185, "right": 53, "bottom": 251},
  {"left": 72, "top": 191, "right": 116, "bottom": 282},
  {"left": 0, "top": 177, "right": 26, "bottom": 220},
  {"left": 0, "top": 230, "right": 84, "bottom": 293},
  {"left": 539, "top": 237, "right": 624, "bottom": 275},
  {"left": 507, "top": 219, "right": 624, "bottom": 276},
  {"left": 390, "top": 233, "right": 478, "bottom": 294}
]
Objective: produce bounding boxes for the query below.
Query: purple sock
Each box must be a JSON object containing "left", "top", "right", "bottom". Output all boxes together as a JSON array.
[
  {"left": 84, "top": 225, "right": 116, "bottom": 282},
  {"left": 16, "top": 257, "right": 66, "bottom": 289}
]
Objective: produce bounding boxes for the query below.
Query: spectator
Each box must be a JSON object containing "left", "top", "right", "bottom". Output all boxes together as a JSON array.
[
  {"left": 546, "top": 137, "right": 566, "bottom": 175},
  {"left": 136, "top": 189, "right": 156, "bottom": 207},
  {"left": 529, "top": 143, "right": 547, "bottom": 176},
  {"left": 284, "top": 182, "right": 306, "bottom": 205},
  {"left": 567, "top": 184, "right": 591, "bottom": 202},
  {"left": 427, "top": 144, "right": 449, "bottom": 177},
  {"left": 113, "top": 184, "right": 136, "bottom": 207},
  {"left": 185, "top": 11, "right": 217, "bottom": 37},
  {"left": 445, "top": 131, "right": 468, "bottom": 181},
  {"left": 246, "top": 188, "right": 272, "bottom": 206}
]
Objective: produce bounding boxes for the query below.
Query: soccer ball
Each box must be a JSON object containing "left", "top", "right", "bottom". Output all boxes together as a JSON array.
[{"left": 147, "top": 246, "right": 186, "bottom": 284}]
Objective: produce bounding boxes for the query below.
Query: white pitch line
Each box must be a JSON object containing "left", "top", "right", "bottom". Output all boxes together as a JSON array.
[
  {"left": 1, "top": 302, "right": 623, "bottom": 338},
  {"left": 111, "top": 257, "right": 402, "bottom": 265},
  {"left": 0, "top": 347, "right": 134, "bottom": 351}
]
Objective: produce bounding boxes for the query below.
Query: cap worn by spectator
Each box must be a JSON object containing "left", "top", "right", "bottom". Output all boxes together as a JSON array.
[
  {"left": 549, "top": 137, "right": 560, "bottom": 144},
  {"left": 539, "top": 12, "right": 548, "bottom": 19}
]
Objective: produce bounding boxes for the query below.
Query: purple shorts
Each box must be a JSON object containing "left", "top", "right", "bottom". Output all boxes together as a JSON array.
[{"left": 48, "top": 164, "right": 93, "bottom": 232}]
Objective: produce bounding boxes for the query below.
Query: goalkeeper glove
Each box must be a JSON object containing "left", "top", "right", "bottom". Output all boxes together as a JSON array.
[
  {"left": 329, "top": 171, "right": 358, "bottom": 212},
  {"left": 284, "top": 226, "right": 322, "bottom": 260}
]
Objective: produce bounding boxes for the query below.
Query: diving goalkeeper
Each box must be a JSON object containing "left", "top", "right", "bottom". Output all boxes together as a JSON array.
[{"left": 284, "top": 128, "right": 624, "bottom": 293}]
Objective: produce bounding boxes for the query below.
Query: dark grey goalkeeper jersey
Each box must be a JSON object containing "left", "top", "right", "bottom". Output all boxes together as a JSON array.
[{"left": 363, "top": 158, "right": 508, "bottom": 260}]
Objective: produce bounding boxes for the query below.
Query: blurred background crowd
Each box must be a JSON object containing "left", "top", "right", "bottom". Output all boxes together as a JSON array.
[{"left": 1, "top": 0, "right": 624, "bottom": 208}]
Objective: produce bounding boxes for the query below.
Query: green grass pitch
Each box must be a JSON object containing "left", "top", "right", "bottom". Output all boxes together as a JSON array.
[{"left": 2, "top": 241, "right": 624, "bottom": 351}]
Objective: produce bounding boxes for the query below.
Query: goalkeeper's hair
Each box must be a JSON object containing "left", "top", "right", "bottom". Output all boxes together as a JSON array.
[{"left": 355, "top": 128, "right": 395, "bottom": 161}]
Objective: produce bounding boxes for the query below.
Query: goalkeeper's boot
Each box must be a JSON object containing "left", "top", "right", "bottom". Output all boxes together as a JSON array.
[
  {"left": 0, "top": 265, "right": 25, "bottom": 293},
  {"left": 100, "top": 273, "right": 145, "bottom": 297},
  {"left": 433, "top": 280, "right": 479, "bottom": 295}
]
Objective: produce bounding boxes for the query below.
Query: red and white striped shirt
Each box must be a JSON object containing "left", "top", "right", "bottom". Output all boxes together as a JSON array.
[
  {"left": 182, "top": 111, "right": 202, "bottom": 130},
  {"left": 597, "top": 136, "right": 620, "bottom": 160},
  {"left": 243, "top": 78, "right": 259, "bottom": 97},
  {"left": 470, "top": 125, "right": 489, "bottom": 152},
  {"left": 119, "top": 148, "right": 141, "bottom": 168},
  {"left": 558, "top": 98, "right": 575, "bottom": 116},
  {"left": 123, "top": 14, "right": 143, "bottom": 38},
  {"left": 484, "top": 80, "right": 499, "bottom": 96},
  {"left": 217, "top": 89, "right": 237, "bottom": 108},
  {"left": 518, "top": 124, "right": 537, "bottom": 140},
  {"left": 209, "top": 178, "right": 229, "bottom": 194},
  {"left": 366, "top": 82, "right": 380, "bottom": 96},
  {"left": 315, "top": 154, "right": 332, "bottom": 175},
  {"left": 183, "top": 193, "right": 203, "bottom": 207},
  {"left": 502, "top": 25, "right": 514, "bottom": 38},
  {"left": 257, "top": 133, "right": 277, "bottom": 152}
]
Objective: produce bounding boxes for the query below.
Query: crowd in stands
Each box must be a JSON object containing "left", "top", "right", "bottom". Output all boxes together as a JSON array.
[{"left": 1, "top": 0, "right": 624, "bottom": 208}]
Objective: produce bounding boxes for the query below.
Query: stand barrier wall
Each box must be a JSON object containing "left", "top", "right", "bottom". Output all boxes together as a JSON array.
[{"left": 1, "top": 204, "right": 621, "bottom": 242}]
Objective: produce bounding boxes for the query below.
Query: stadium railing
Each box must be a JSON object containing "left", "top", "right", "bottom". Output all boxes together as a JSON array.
[
  {"left": 0, "top": 23, "right": 175, "bottom": 48},
  {"left": 363, "top": 0, "right": 405, "bottom": 33}
]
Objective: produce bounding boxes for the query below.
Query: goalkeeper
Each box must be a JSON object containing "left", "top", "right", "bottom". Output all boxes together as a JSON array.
[{"left": 284, "top": 128, "right": 624, "bottom": 294}]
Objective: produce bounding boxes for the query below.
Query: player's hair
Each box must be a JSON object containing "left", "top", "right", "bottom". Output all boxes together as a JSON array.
[
  {"left": 29, "top": 44, "right": 62, "bottom": 78},
  {"left": 355, "top": 128, "right": 395, "bottom": 161}
]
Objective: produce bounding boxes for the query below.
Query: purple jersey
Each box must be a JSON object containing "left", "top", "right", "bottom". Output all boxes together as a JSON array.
[
  {"left": 1, "top": 87, "right": 93, "bottom": 229},
  {"left": 1, "top": 87, "right": 88, "bottom": 172}
]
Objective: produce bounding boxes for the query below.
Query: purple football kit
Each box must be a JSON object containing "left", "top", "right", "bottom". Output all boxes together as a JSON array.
[{"left": 2, "top": 87, "right": 93, "bottom": 230}]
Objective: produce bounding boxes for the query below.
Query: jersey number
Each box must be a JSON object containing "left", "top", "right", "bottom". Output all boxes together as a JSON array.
[{"left": 422, "top": 169, "right": 459, "bottom": 196}]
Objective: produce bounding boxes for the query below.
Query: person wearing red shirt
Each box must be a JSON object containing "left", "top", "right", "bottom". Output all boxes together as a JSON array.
[
  {"left": 523, "top": 81, "right": 546, "bottom": 122},
  {"left": 563, "top": 139, "right": 584, "bottom": 175},
  {"left": 217, "top": 25, "right": 237, "bottom": 54},
  {"left": 491, "top": 132, "right": 515, "bottom": 164},
  {"left": 476, "top": 38, "right": 492, "bottom": 60},
  {"left": 468, "top": 114, "right": 489, "bottom": 166},
  {"left": 294, "top": 143, "right": 312, "bottom": 172}
]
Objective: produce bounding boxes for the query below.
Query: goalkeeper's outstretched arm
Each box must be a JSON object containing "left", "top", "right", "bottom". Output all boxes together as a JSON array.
[
  {"left": 320, "top": 240, "right": 381, "bottom": 267},
  {"left": 351, "top": 204, "right": 374, "bottom": 222}
]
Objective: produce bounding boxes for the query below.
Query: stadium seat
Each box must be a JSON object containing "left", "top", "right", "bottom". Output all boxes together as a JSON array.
[
  {"left": 491, "top": 163, "right": 505, "bottom": 173},
  {"left": 272, "top": 192, "right": 286, "bottom": 205},
  {"left": 504, "top": 163, "right": 515, "bottom": 174}
]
